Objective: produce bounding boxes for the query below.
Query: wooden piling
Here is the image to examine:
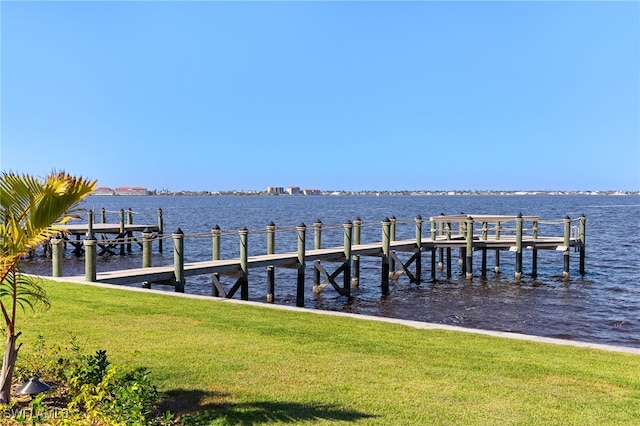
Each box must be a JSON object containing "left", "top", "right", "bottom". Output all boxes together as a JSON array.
[
  {"left": 296, "top": 223, "right": 306, "bottom": 307},
  {"left": 157, "top": 208, "right": 164, "bottom": 253},
  {"left": 119, "top": 209, "right": 125, "bottom": 255},
  {"left": 126, "top": 208, "right": 133, "bottom": 253},
  {"left": 313, "top": 219, "right": 322, "bottom": 289},
  {"left": 239, "top": 227, "right": 249, "bottom": 300},
  {"left": 342, "top": 221, "right": 352, "bottom": 297},
  {"left": 532, "top": 220, "right": 539, "bottom": 278},
  {"left": 515, "top": 214, "right": 523, "bottom": 280},
  {"left": 465, "top": 216, "right": 474, "bottom": 280},
  {"left": 51, "top": 237, "right": 63, "bottom": 277},
  {"left": 85, "top": 234, "right": 97, "bottom": 282},
  {"left": 211, "top": 225, "right": 221, "bottom": 297},
  {"left": 579, "top": 214, "right": 586, "bottom": 276},
  {"left": 415, "top": 215, "right": 423, "bottom": 282},
  {"left": 267, "top": 221, "right": 276, "bottom": 303},
  {"left": 563, "top": 216, "right": 571, "bottom": 278},
  {"left": 141, "top": 227, "right": 154, "bottom": 289},
  {"left": 142, "top": 227, "right": 153, "bottom": 268},
  {"left": 100, "top": 208, "right": 106, "bottom": 224},
  {"left": 495, "top": 220, "right": 501, "bottom": 274},
  {"left": 173, "top": 229, "right": 185, "bottom": 293},
  {"left": 430, "top": 215, "right": 439, "bottom": 280},
  {"left": 458, "top": 214, "right": 465, "bottom": 267},
  {"left": 352, "top": 217, "right": 361, "bottom": 287},
  {"left": 437, "top": 213, "right": 445, "bottom": 270},
  {"left": 481, "top": 221, "right": 488, "bottom": 278},
  {"left": 381, "top": 218, "right": 391, "bottom": 295},
  {"left": 390, "top": 216, "right": 397, "bottom": 274},
  {"left": 87, "top": 210, "right": 94, "bottom": 236},
  {"left": 446, "top": 219, "right": 452, "bottom": 278}
]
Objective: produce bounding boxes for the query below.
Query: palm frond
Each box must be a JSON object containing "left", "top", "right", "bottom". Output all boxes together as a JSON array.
[
  {"left": 0, "top": 272, "right": 50, "bottom": 313},
  {"left": 1, "top": 171, "right": 96, "bottom": 269}
]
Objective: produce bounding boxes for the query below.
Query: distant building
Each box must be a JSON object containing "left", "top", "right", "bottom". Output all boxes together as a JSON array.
[
  {"left": 267, "top": 186, "right": 285, "bottom": 195},
  {"left": 287, "top": 186, "right": 301, "bottom": 195},
  {"left": 302, "top": 188, "right": 321, "bottom": 195},
  {"left": 114, "top": 186, "right": 148, "bottom": 196},
  {"left": 93, "top": 186, "right": 115, "bottom": 196}
]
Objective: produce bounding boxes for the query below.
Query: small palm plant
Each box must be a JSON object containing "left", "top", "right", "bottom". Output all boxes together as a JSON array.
[{"left": 0, "top": 171, "right": 96, "bottom": 403}]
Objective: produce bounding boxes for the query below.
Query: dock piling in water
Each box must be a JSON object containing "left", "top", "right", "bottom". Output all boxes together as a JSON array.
[
  {"left": 579, "top": 214, "right": 586, "bottom": 276},
  {"left": 563, "top": 216, "right": 571, "bottom": 278},
  {"left": 515, "top": 214, "right": 524, "bottom": 280}
]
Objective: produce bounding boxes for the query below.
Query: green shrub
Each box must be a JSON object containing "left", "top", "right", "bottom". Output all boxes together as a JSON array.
[{"left": 12, "top": 337, "right": 171, "bottom": 425}]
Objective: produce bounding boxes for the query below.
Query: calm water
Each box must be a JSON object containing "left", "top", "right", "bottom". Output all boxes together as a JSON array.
[{"left": 23, "top": 195, "right": 640, "bottom": 348}]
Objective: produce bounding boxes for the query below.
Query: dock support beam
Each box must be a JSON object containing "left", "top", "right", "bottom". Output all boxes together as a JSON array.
[
  {"left": 267, "top": 222, "right": 276, "bottom": 303},
  {"left": 381, "top": 218, "right": 391, "bottom": 295},
  {"left": 296, "top": 223, "right": 306, "bottom": 307},
  {"left": 173, "top": 229, "right": 185, "bottom": 293}
]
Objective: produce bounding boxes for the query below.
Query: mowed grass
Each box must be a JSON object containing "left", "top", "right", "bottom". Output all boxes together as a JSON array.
[{"left": 15, "top": 279, "right": 640, "bottom": 425}]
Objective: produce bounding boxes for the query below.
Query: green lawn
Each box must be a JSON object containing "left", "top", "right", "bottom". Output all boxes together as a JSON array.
[{"left": 14, "top": 279, "right": 640, "bottom": 425}]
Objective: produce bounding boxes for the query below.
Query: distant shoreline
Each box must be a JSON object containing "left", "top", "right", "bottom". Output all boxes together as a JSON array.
[{"left": 91, "top": 190, "right": 640, "bottom": 196}]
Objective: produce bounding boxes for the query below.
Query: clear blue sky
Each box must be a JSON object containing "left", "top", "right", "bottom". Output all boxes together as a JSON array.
[{"left": 1, "top": 1, "right": 638, "bottom": 192}]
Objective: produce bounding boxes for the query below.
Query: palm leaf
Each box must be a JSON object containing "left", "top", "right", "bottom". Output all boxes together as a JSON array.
[{"left": 0, "top": 170, "right": 96, "bottom": 300}]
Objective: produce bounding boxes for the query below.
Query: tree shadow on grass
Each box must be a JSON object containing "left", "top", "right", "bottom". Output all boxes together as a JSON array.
[{"left": 159, "top": 389, "right": 377, "bottom": 425}]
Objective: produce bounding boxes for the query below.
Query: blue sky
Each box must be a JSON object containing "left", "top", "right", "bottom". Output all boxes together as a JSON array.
[{"left": 1, "top": 1, "right": 638, "bottom": 192}]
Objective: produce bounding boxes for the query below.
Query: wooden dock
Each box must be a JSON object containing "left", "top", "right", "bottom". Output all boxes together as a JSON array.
[
  {"left": 51, "top": 208, "right": 163, "bottom": 257},
  {"left": 55, "top": 213, "right": 586, "bottom": 307}
]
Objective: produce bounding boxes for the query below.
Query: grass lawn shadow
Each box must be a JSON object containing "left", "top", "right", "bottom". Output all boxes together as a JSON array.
[{"left": 159, "top": 389, "right": 377, "bottom": 425}]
